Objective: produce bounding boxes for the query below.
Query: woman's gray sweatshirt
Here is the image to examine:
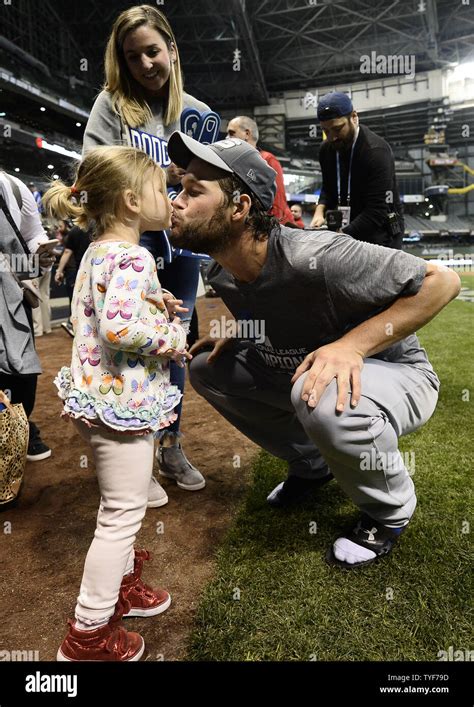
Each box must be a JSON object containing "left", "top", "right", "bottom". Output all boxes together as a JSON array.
[{"left": 82, "top": 89, "right": 211, "bottom": 164}]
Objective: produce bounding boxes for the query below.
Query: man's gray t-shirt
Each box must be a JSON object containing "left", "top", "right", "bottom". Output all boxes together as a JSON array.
[{"left": 207, "top": 226, "right": 439, "bottom": 388}]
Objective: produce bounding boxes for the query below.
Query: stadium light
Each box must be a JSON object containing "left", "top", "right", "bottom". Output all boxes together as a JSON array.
[
  {"left": 35, "top": 137, "right": 81, "bottom": 160},
  {"left": 450, "top": 61, "right": 474, "bottom": 81}
]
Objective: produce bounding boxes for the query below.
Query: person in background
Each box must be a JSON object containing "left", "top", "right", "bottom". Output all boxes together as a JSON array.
[
  {"left": 30, "top": 207, "right": 56, "bottom": 339},
  {"left": 82, "top": 4, "right": 207, "bottom": 495},
  {"left": 55, "top": 225, "right": 93, "bottom": 335},
  {"left": 53, "top": 219, "right": 76, "bottom": 331},
  {"left": 28, "top": 183, "right": 43, "bottom": 213},
  {"left": 310, "top": 92, "right": 403, "bottom": 248},
  {"left": 31, "top": 265, "right": 53, "bottom": 337},
  {"left": 56, "top": 219, "right": 71, "bottom": 246},
  {"left": 0, "top": 171, "right": 53, "bottom": 461},
  {"left": 290, "top": 204, "right": 305, "bottom": 229},
  {"left": 227, "top": 115, "right": 295, "bottom": 226}
]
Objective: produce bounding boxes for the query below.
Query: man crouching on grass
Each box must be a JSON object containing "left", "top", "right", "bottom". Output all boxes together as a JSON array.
[{"left": 166, "top": 131, "right": 461, "bottom": 570}]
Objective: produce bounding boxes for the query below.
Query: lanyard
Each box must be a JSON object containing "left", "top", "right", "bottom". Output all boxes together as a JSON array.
[{"left": 336, "top": 126, "right": 359, "bottom": 206}]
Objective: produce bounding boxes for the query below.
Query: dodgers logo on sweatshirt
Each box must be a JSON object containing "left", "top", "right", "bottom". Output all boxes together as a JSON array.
[{"left": 126, "top": 127, "right": 172, "bottom": 168}]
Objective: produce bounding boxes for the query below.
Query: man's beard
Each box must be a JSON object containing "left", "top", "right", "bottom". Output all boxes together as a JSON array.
[
  {"left": 333, "top": 123, "right": 356, "bottom": 152},
  {"left": 169, "top": 206, "right": 237, "bottom": 256}
]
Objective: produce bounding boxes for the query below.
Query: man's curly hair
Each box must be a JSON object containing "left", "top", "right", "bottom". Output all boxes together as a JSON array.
[{"left": 217, "top": 173, "right": 280, "bottom": 241}]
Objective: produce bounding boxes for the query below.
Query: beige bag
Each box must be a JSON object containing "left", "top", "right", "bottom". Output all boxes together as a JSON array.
[{"left": 0, "top": 390, "right": 29, "bottom": 505}]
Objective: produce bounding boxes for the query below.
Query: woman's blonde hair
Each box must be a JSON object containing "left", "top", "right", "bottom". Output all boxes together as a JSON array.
[
  {"left": 42, "top": 146, "right": 166, "bottom": 236},
  {"left": 104, "top": 4, "right": 184, "bottom": 128}
]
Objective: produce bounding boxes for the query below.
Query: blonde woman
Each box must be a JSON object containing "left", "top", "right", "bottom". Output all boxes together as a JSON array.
[
  {"left": 83, "top": 5, "right": 209, "bottom": 501},
  {"left": 44, "top": 145, "right": 191, "bottom": 661}
]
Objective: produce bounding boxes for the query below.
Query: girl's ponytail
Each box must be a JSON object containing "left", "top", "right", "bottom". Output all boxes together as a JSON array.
[{"left": 42, "top": 180, "right": 88, "bottom": 230}]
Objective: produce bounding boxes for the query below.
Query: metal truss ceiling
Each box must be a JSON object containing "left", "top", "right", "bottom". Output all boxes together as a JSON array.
[{"left": 1, "top": 0, "right": 473, "bottom": 110}]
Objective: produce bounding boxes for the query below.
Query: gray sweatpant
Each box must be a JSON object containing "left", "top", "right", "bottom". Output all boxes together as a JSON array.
[{"left": 189, "top": 344, "right": 439, "bottom": 527}]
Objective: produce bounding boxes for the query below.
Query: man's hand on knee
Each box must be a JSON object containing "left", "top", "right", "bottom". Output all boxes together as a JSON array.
[
  {"left": 291, "top": 342, "right": 364, "bottom": 412},
  {"left": 188, "top": 335, "right": 233, "bottom": 364}
]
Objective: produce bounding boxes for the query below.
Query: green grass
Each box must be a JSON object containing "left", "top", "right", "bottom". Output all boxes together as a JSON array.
[{"left": 188, "top": 298, "right": 473, "bottom": 661}]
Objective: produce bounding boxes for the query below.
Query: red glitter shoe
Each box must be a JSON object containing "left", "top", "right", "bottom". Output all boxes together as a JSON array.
[
  {"left": 57, "top": 619, "right": 144, "bottom": 662},
  {"left": 120, "top": 549, "right": 171, "bottom": 618}
]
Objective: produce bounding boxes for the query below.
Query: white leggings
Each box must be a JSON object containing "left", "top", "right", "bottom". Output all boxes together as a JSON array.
[{"left": 73, "top": 419, "right": 154, "bottom": 624}]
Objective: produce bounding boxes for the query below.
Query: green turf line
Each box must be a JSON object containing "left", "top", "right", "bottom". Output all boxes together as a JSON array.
[{"left": 187, "top": 300, "right": 473, "bottom": 661}]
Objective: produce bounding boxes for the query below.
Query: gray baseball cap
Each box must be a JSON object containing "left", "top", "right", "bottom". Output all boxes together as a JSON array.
[{"left": 167, "top": 131, "right": 277, "bottom": 210}]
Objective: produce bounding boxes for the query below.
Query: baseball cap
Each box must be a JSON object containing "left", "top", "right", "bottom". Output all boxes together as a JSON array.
[
  {"left": 317, "top": 92, "right": 353, "bottom": 121},
  {"left": 167, "top": 131, "right": 277, "bottom": 210}
]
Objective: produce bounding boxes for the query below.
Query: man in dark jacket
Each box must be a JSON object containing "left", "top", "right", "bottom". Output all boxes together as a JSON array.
[{"left": 310, "top": 92, "right": 403, "bottom": 249}]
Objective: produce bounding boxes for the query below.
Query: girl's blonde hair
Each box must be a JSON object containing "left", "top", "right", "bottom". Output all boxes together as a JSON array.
[
  {"left": 104, "top": 4, "right": 184, "bottom": 128},
  {"left": 42, "top": 146, "right": 166, "bottom": 236}
]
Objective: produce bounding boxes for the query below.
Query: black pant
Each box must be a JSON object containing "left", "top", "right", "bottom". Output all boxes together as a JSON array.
[{"left": 0, "top": 301, "right": 38, "bottom": 418}]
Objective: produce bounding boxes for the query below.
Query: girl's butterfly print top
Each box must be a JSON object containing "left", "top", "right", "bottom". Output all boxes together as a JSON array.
[{"left": 54, "top": 241, "right": 187, "bottom": 434}]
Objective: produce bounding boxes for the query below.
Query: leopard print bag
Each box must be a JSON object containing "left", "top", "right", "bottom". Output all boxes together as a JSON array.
[{"left": 0, "top": 390, "right": 29, "bottom": 505}]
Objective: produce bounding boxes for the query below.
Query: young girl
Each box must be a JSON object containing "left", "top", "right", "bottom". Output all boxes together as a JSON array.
[
  {"left": 43, "top": 145, "right": 191, "bottom": 661},
  {"left": 83, "top": 4, "right": 212, "bottom": 496}
]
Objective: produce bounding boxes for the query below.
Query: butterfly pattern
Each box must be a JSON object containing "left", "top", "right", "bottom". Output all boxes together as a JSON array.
[
  {"left": 76, "top": 271, "right": 87, "bottom": 293},
  {"left": 83, "top": 295, "right": 95, "bottom": 318},
  {"left": 119, "top": 255, "right": 145, "bottom": 272},
  {"left": 131, "top": 378, "right": 149, "bottom": 394},
  {"left": 82, "top": 323, "right": 98, "bottom": 338},
  {"left": 106, "top": 327, "right": 130, "bottom": 345},
  {"left": 64, "top": 242, "right": 187, "bottom": 430},
  {"left": 106, "top": 296, "right": 135, "bottom": 321},
  {"left": 98, "top": 372, "right": 125, "bottom": 396},
  {"left": 78, "top": 343, "right": 101, "bottom": 366},
  {"left": 116, "top": 276, "right": 139, "bottom": 292}
]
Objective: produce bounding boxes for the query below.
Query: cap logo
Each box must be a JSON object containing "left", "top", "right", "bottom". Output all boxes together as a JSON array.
[
  {"left": 246, "top": 168, "right": 256, "bottom": 182},
  {"left": 214, "top": 138, "right": 243, "bottom": 150}
]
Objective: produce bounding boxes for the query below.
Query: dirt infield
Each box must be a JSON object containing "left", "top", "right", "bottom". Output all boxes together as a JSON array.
[{"left": 0, "top": 297, "right": 258, "bottom": 661}]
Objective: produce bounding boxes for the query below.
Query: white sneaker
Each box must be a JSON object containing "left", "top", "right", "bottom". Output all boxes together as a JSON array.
[{"left": 147, "top": 475, "right": 169, "bottom": 508}]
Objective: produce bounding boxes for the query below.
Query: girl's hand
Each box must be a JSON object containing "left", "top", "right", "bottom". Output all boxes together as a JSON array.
[
  {"left": 163, "top": 292, "right": 189, "bottom": 319},
  {"left": 162, "top": 316, "right": 191, "bottom": 367},
  {"left": 162, "top": 346, "right": 193, "bottom": 368}
]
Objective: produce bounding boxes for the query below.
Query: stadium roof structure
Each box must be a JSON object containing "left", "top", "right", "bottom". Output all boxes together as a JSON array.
[
  {"left": 1, "top": 0, "right": 473, "bottom": 182},
  {"left": 1, "top": 0, "right": 473, "bottom": 110}
]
